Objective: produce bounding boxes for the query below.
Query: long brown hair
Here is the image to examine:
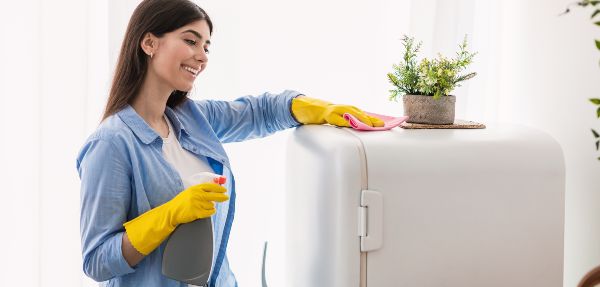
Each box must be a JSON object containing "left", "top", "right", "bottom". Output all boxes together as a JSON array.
[{"left": 102, "top": 0, "right": 213, "bottom": 121}]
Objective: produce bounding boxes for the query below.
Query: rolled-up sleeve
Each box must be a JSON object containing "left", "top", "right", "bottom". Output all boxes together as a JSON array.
[
  {"left": 76, "top": 138, "right": 135, "bottom": 282},
  {"left": 195, "top": 89, "right": 303, "bottom": 143}
]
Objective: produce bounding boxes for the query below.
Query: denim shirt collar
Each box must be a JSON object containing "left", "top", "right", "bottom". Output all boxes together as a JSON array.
[
  {"left": 117, "top": 105, "right": 188, "bottom": 145},
  {"left": 164, "top": 106, "right": 190, "bottom": 140},
  {"left": 117, "top": 104, "right": 231, "bottom": 168}
]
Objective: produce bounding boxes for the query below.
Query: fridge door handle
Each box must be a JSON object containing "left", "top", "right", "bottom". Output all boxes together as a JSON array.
[{"left": 360, "top": 190, "right": 383, "bottom": 252}]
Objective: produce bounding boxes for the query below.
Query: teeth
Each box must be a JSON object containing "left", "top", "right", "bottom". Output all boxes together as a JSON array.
[{"left": 182, "top": 65, "right": 199, "bottom": 76}]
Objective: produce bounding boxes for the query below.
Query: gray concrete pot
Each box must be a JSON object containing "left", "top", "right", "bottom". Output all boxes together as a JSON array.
[{"left": 403, "top": 94, "right": 456, "bottom": 124}]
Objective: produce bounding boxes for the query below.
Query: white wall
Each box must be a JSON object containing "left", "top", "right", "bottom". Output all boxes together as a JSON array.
[{"left": 1, "top": 0, "right": 598, "bottom": 286}]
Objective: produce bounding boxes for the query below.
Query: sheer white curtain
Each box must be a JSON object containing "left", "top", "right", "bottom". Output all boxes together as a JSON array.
[
  {"left": 412, "top": 2, "right": 600, "bottom": 287},
  {"left": 1, "top": 0, "right": 598, "bottom": 286},
  {"left": 0, "top": 0, "right": 109, "bottom": 286}
]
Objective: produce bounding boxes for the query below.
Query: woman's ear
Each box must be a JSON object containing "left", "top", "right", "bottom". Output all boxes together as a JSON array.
[{"left": 140, "top": 32, "right": 158, "bottom": 57}]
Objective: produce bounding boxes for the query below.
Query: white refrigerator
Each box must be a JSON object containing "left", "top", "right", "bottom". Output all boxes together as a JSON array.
[{"left": 284, "top": 124, "right": 564, "bottom": 287}]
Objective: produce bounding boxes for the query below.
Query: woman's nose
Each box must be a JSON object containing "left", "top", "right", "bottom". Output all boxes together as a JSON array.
[{"left": 195, "top": 49, "right": 208, "bottom": 62}]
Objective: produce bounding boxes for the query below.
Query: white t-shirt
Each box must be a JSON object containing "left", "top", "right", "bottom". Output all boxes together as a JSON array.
[
  {"left": 161, "top": 114, "right": 214, "bottom": 188},
  {"left": 162, "top": 116, "right": 213, "bottom": 287}
]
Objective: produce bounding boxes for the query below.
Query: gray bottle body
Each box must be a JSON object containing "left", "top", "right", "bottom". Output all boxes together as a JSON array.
[
  {"left": 162, "top": 218, "right": 213, "bottom": 286},
  {"left": 162, "top": 172, "right": 221, "bottom": 286}
]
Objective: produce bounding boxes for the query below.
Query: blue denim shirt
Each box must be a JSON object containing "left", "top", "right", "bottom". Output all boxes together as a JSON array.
[{"left": 76, "top": 90, "right": 302, "bottom": 287}]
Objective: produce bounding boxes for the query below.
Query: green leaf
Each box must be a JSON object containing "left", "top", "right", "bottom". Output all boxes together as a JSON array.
[
  {"left": 595, "top": 21, "right": 600, "bottom": 26},
  {"left": 591, "top": 98, "right": 600, "bottom": 105},
  {"left": 596, "top": 140, "right": 600, "bottom": 150},
  {"left": 592, "top": 9, "right": 600, "bottom": 18},
  {"left": 597, "top": 107, "right": 600, "bottom": 118},
  {"left": 387, "top": 73, "right": 400, "bottom": 87},
  {"left": 593, "top": 129, "right": 600, "bottom": 138},
  {"left": 388, "top": 89, "right": 399, "bottom": 102},
  {"left": 596, "top": 39, "right": 600, "bottom": 50}
]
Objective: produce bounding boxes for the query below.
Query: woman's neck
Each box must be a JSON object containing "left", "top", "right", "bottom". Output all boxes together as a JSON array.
[
  {"left": 131, "top": 71, "right": 172, "bottom": 125},
  {"left": 130, "top": 71, "right": 173, "bottom": 138}
]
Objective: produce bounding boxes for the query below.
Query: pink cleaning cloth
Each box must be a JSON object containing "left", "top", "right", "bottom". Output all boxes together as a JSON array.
[{"left": 343, "top": 112, "right": 409, "bottom": 131}]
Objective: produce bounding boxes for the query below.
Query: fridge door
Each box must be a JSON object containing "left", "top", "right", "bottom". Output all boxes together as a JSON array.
[
  {"left": 353, "top": 124, "right": 565, "bottom": 287},
  {"left": 285, "top": 124, "right": 564, "bottom": 287}
]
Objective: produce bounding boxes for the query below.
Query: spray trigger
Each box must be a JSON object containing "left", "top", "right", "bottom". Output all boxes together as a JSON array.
[{"left": 213, "top": 176, "right": 226, "bottom": 185}]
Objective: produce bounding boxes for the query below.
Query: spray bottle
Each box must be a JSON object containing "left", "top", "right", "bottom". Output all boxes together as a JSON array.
[{"left": 162, "top": 172, "right": 227, "bottom": 286}]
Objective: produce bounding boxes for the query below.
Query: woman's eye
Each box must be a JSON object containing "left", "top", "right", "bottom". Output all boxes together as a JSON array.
[{"left": 185, "top": 39, "right": 197, "bottom": 46}]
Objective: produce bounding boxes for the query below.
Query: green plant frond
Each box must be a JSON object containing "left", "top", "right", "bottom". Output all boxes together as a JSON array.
[
  {"left": 563, "top": 2, "right": 600, "bottom": 161},
  {"left": 388, "top": 35, "right": 423, "bottom": 96},
  {"left": 388, "top": 89, "right": 399, "bottom": 102},
  {"left": 580, "top": 0, "right": 600, "bottom": 6},
  {"left": 454, "top": 72, "right": 477, "bottom": 84},
  {"left": 401, "top": 35, "right": 421, "bottom": 65},
  {"left": 387, "top": 73, "right": 400, "bottom": 87},
  {"left": 414, "top": 39, "right": 422, "bottom": 53},
  {"left": 563, "top": 1, "right": 600, "bottom": 15}
]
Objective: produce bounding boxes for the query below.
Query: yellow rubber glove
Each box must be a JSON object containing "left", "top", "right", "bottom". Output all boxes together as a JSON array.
[
  {"left": 123, "top": 183, "right": 229, "bottom": 255},
  {"left": 291, "top": 96, "right": 384, "bottom": 127}
]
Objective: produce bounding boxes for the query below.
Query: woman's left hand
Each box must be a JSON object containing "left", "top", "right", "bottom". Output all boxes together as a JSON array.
[{"left": 291, "top": 96, "right": 384, "bottom": 127}]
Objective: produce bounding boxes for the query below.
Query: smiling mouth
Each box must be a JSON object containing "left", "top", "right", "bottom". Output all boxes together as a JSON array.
[{"left": 182, "top": 65, "right": 199, "bottom": 77}]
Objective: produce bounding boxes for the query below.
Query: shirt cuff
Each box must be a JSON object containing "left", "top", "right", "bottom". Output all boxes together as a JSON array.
[
  {"left": 282, "top": 90, "right": 304, "bottom": 127},
  {"left": 108, "top": 232, "right": 136, "bottom": 276}
]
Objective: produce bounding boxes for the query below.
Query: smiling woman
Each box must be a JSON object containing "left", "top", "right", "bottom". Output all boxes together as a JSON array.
[{"left": 75, "top": 0, "right": 380, "bottom": 287}]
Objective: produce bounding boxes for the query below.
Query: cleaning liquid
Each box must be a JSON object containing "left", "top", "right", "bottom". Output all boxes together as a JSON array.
[{"left": 162, "top": 172, "right": 226, "bottom": 286}]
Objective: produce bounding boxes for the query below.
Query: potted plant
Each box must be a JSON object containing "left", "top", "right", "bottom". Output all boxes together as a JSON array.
[{"left": 387, "top": 35, "right": 477, "bottom": 124}]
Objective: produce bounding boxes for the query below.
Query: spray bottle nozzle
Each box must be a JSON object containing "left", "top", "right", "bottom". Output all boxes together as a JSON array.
[{"left": 213, "top": 176, "right": 226, "bottom": 185}]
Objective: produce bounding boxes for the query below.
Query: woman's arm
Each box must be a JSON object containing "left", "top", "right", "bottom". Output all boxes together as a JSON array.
[
  {"left": 194, "top": 90, "right": 302, "bottom": 143},
  {"left": 122, "top": 233, "right": 145, "bottom": 267},
  {"left": 77, "top": 137, "right": 136, "bottom": 281},
  {"left": 194, "top": 91, "right": 382, "bottom": 143}
]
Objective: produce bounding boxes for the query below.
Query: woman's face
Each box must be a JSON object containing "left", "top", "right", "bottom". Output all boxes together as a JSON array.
[{"left": 151, "top": 20, "right": 211, "bottom": 92}]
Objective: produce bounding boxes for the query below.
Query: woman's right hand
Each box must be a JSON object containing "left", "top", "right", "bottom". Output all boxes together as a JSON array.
[
  {"left": 168, "top": 183, "right": 229, "bottom": 225},
  {"left": 291, "top": 96, "right": 384, "bottom": 127},
  {"left": 123, "top": 183, "right": 229, "bottom": 256}
]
